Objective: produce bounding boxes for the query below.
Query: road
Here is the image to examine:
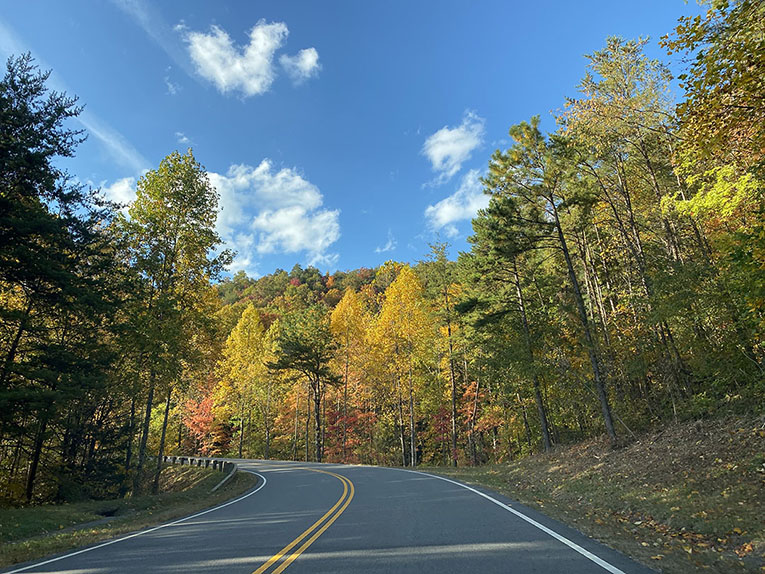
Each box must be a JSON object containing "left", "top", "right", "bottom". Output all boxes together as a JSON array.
[{"left": 4, "top": 459, "right": 655, "bottom": 574}]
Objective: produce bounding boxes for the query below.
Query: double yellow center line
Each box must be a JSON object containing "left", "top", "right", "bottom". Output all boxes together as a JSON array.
[{"left": 253, "top": 468, "right": 355, "bottom": 574}]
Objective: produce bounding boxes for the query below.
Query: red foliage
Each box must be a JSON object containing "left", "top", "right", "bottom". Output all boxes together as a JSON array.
[{"left": 182, "top": 395, "right": 214, "bottom": 453}]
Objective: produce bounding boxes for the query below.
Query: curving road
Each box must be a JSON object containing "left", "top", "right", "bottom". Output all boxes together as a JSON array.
[{"left": 4, "top": 459, "right": 654, "bottom": 574}]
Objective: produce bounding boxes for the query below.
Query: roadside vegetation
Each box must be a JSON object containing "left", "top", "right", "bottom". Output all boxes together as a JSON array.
[
  {"left": 424, "top": 415, "right": 765, "bottom": 573},
  {"left": 0, "top": 465, "right": 258, "bottom": 568}
]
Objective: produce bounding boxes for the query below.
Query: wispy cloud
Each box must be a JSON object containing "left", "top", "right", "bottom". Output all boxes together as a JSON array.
[
  {"left": 175, "top": 131, "right": 190, "bottom": 145},
  {"left": 79, "top": 112, "right": 150, "bottom": 173},
  {"left": 0, "top": 17, "right": 149, "bottom": 174},
  {"left": 164, "top": 75, "right": 180, "bottom": 95},
  {"left": 422, "top": 111, "right": 485, "bottom": 186},
  {"left": 375, "top": 229, "right": 397, "bottom": 253},
  {"left": 110, "top": 0, "right": 194, "bottom": 76},
  {"left": 425, "top": 169, "right": 488, "bottom": 237}
]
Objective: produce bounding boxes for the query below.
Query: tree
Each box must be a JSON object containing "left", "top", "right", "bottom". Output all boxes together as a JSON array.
[
  {"left": 663, "top": 1, "right": 764, "bottom": 361},
  {"left": 219, "top": 305, "right": 267, "bottom": 457},
  {"left": 483, "top": 117, "right": 618, "bottom": 443},
  {"left": 0, "top": 54, "right": 120, "bottom": 501},
  {"left": 372, "top": 266, "right": 432, "bottom": 467},
  {"left": 419, "top": 244, "right": 462, "bottom": 466},
  {"left": 330, "top": 289, "right": 367, "bottom": 462},
  {"left": 662, "top": 0, "right": 764, "bottom": 173},
  {"left": 464, "top": 203, "right": 554, "bottom": 452},
  {"left": 270, "top": 305, "right": 339, "bottom": 462},
  {"left": 120, "top": 149, "right": 230, "bottom": 493}
]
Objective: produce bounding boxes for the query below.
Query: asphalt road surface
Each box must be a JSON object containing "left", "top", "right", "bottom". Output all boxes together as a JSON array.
[{"left": 5, "top": 459, "right": 656, "bottom": 574}]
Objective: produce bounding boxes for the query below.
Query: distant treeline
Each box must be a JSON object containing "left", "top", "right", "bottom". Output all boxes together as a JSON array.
[{"left": 0, "top": 0, "right": 761, "bottom": 503}]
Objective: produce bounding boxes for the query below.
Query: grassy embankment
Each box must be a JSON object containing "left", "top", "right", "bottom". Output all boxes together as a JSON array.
[
  {"left": 424, "top": 416, "right": 764, "bottom": 574},
  {"left": 0, "top": 465, "right": 259, "bottom": 568}
]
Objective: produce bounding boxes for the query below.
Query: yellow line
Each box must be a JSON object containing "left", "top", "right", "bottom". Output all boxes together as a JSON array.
[
  {"left": 252, "top": 469, "right": 354, "bottom": 574},
  {"left": 272, "top": 475, "right": 354, "bottom": 573}
]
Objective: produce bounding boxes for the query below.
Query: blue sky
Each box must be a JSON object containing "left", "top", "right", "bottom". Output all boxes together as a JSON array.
[{"left": 1, "top": 1, "right": 704, "bottom": 277}]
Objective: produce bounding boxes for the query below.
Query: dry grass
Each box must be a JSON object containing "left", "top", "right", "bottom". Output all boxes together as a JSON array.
[{"left": 423, "top": 415, "right": 765, "bottom": 574}]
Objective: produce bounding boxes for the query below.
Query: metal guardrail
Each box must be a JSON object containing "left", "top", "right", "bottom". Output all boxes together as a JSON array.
[{"left": 161, "top": 455, "right": 238, "bottom": 492}]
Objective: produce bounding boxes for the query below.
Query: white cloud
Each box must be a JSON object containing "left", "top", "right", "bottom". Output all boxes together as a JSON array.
[
  {"left": 375, "top": 230, "right": 397, "bottom": 253},
  {"left": 184, "top": 21, "right": 279, "bottom": 97},
  {"left": 99, "top": 177, "right": 137, "bottom": 208},
  {"left": 280, "top": 48, "right": 321, "bottom": 84},
  {"left": 252, "top": 206, "right": 339, "bottom": 260},
  {"left": 175, "top": 131, "right": 190, "bottom": 144},
  {"left": 425, "top": 169, "right": 488, "bottom": 237},
  {"left": 208, "top": 160, "right": 340, "bottom": 272},
  {"left": 422, "top": 111, "right": 485, "bottom": 185}
]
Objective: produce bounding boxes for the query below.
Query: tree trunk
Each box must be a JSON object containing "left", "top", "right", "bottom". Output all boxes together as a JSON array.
[
  {"left": 551, "top": 200, "right": 617, "bottom": 443},
  {"left": 469, "top": 375, "right": 480, "bottom": 466},
  {"left": 342, "top": 352, "right": 349, "bottom": 462},
  {"left": 445, "top": 295, "right": 458, "bottom": 468},
  {"left": 512, "top": 259, "right": 553, "bottom": 451},
  {"left": 265, "top": 384, "right": 271, "bottom": 460},
  {"left": 293, "top": 393, "right": 300, "bottom": 461},
  {"left": 0, "top": 297, "right": 33, "bottom": 391},
  {"left": 238, "top": 401, "right": 245, "bottom": 459},
  {"left": 133, "top": 368, "right": 156, "bottom": 494},
  {"left": 409, "top": 365, "right": 416, "bottom": 467},
  {"left": 152, "top": 386, "right": 172, "bottom": 495},
  {"left": 314, "top": 380, "right": 322, "bottom": 463},
  {"left": 518, "top": 394, "right": 532, "bottom": 449},
  {"left": 396, "top": 374, "right": 406, "bottom": 466},
  {"left": 305, "top": 385, "right": 311, "bottom": 462},
  {"left": 124, "top": 395, "right": 136, "bottom": 475},
  {"left": 25, "top": 417, "right": 48, "bottom": 502}
]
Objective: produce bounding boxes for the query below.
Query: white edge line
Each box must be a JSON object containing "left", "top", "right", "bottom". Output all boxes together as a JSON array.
[
  {"left": 5, "top": 471, "right": 267, "bottom": 574},
  {"left": 400, "top": 469, "right": 628, "bottom": 574}
]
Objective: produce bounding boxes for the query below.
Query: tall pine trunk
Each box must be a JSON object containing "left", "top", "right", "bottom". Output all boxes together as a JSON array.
[
  {"left": 25, "top": 416, "right": 48, "bottom": 501},
  {"left": 121, "top": 394, "right": 136, "bottom": 497},
  {"left": 551, "top": 199, "right": 617, "bottom": 443},
  {"left": 133, "top": 368, "right": 156, "bottom": 494},
  {"left": 314, "top": 379, "right": 322, "bottom": 463},
  {"left": 152, "top": 387, "right": 172, "bottom": 495},
  {"left": 0, "top": 298, "right": 33, "bottom": 391},
  {"left": 512, "top": 259, "right": 552, "bottom": 451}
]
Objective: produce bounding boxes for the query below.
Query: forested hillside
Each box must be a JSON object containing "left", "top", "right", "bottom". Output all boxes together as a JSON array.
[{"left": 1, "top": 0, "right": 762, "bottom": 504}]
